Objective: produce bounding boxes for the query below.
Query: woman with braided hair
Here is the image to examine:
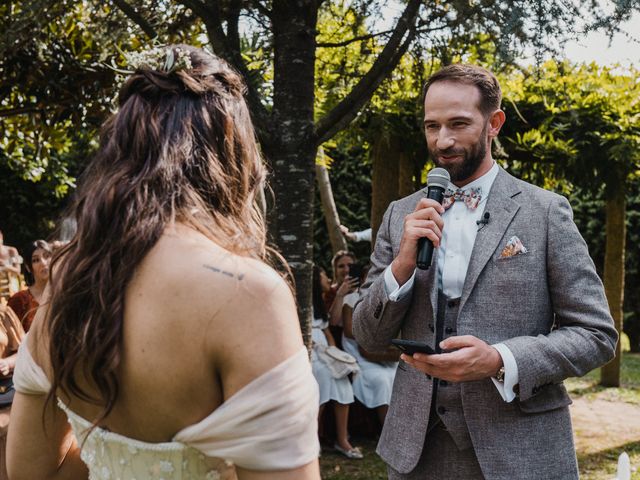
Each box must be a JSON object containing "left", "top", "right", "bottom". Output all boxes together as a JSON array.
[{"left": 7, "top": 45, "right": 320, "bottom": 480}]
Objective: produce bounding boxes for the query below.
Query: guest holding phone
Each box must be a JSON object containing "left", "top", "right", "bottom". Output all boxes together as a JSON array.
[{"left": 325, "top": 250, "right": 359, "bottom": 327}]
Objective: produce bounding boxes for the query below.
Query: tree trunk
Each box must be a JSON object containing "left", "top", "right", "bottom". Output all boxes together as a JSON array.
[
  {"left": 316, "top": 148, "right": 347, "bottom": 256},
  {"left": 371, "top": 133, "right": 400, "bottom": 246},
  {"left": 600, "top": 177, "right": 626, "bottom": 387},
  {"left": 398, "top": 149, "right": 415, "bottom": 198},
  {"left": 268, "top": 2, "right": 318, "bottom": 348}
]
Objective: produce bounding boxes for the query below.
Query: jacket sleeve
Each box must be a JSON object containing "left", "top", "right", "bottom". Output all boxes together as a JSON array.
[
  {"left": 502, "top": 195, "right": 618, "bottom": 401},
  {"left": 352, "top": 201, "right": 413, "bottom": 351}
]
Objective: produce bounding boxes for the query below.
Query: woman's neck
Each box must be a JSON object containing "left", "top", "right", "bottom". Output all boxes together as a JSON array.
[{"left": 29, "top": 281, "right": 46, "bottom": 300}]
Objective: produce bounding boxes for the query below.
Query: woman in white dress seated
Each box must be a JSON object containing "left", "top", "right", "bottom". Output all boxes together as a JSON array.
[
  {"left": 7, "top": 45, "right": 320, "bottom": 480},
  {"left": 310, "top": 266, "right": 362, "bottom": 459},
  {"left": 341, "top": 265, "right": 398, "bottom": 425}
]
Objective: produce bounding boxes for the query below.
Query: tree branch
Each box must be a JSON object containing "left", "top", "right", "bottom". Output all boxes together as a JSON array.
[
  {"left": 314, "top": 0, "right": 421, "bottom": 145},
  {"left": 246, "top": 0, "right": 272, "bottom": 19},
  {"left": 317, "top": 29, "right": 394, "bottom": 48},
  {"left": 176, "top": 0, "right": 272, "bottom": 145},
  {"left": 0, "top": 106, "right": 45, "bottom": 117},
  {"left": 111, "top": 0, "right": 158, "bottom": 40}
]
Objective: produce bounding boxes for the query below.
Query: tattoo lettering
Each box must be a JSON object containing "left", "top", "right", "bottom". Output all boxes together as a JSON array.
[{"left": 203, "top": 264, "right": 245, "bottom": 280}]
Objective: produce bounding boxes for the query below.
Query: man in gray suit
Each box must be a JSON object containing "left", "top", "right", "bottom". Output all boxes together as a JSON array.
[{"left": 352, "top": 64, "right": 617, "bottom": 480}]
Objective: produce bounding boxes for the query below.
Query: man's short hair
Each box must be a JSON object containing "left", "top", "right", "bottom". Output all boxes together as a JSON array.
[{"left": 423, "top": 64, "right": 502, "bottom": 116}]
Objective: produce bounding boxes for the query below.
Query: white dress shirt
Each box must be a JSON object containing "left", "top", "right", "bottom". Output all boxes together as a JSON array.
[
  {"left": 384, "top": 162, "right": 519, "bottom": 402},
  {"left": 354, "top": 228, "right": 372, "bottom": 242}
]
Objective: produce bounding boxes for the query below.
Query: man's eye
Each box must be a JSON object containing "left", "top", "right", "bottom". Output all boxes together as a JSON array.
[
  {"left": 425, "top": 124, "right": 438, "bottom": 130},
  {"left": 452, "top": 122, "right": 468, "bottom": 128}
]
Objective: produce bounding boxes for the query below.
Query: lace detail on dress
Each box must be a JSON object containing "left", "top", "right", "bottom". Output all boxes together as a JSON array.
[{"left": 59, "top": 400, "right": 238, "bottom": 480}]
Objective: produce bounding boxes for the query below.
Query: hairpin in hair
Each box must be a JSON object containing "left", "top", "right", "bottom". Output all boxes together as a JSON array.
[{"left": 107, "top": 45, "right": 193, "bottom": 75}]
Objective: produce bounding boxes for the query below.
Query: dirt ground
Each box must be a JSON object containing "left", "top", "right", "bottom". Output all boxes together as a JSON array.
[{"left": 571, "top": 396, "right": 640, "bottom": 454}]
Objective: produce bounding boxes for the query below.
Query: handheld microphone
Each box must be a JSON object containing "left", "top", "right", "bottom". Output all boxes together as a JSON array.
[
  {"left": 476, "top": 212, "right": 490, "bottom": 229},
  {"left": 416, "top": 168, "right": 450, "bottom": 270}
]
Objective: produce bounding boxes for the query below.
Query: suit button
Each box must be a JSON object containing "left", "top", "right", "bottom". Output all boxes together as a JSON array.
[
  {"left": 437, "top": 406, "right": 447, "bottom": 415},
  {"left": 439, "top": 380, "right": 448, "bottom": 387},
  {"left": 428, "top": 323, "right": 434, "bottom": 332},
  {"left": 532, "top": 386, "right": 539, "bottom": 394},
  {"left": 445, "top": 327, "right": 455, "bottom": 334}
]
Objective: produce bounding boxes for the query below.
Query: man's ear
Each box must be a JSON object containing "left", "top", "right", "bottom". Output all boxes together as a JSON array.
[{"left": 488, "top": 109, "right": 506, "bottom": 138}]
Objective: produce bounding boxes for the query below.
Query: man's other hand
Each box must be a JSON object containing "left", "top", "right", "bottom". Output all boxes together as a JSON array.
[{"left": 400, "top": 335, "right": 502, "bottom": 382}]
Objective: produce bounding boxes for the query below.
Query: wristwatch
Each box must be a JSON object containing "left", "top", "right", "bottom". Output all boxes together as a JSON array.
[{"left": 495, "top": 366, "right": 505, "bottom": 383}]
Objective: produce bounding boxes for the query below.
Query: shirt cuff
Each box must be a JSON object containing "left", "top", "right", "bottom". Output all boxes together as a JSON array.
[
  {"left": 383, "top": 265, "right": 416, "bottom": 301},
  {"left": 491, "top": 343, "right": 519, "bottom": 403},
  {"left": 354, "top": 228, "right": 372, "bottom": 242}
]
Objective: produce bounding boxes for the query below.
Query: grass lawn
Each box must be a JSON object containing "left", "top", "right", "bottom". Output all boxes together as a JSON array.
[{"left": 320, "top": 353, "right": 640, "bottom": 479}]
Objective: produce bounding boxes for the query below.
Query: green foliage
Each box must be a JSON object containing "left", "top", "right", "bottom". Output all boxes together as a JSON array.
[
  {"left": 0, "top": 0, "right": 207, "bottom": 243},
  {"left": 3, "top": 0, "right": 640, "bottom": 269},
  {"left": 501, "top": 61, "right": 640, "bottom": 189},
  {"left": 567, "top": 182, "right": 640, "bottom": 352},
  {"left": 501, "top": 61, "right": 640, "bottom": 352},
  {"left": 315, "top": 1, "right": 378, "bottom": 119}
]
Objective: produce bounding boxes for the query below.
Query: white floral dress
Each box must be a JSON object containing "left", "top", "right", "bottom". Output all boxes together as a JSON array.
[{"left": 13, "top": 343, "right": 319, "bottom": 479}]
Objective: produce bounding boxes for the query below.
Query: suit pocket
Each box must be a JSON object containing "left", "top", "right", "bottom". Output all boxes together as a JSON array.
[
  {"left": 496, "top": 250, "right": 531, "bottom": 261},
  {"left": 518, "top": 383, "right": 572, "bottom": 413}
]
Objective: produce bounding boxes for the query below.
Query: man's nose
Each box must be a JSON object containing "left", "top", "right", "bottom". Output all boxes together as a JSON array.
[{"left": 436, "top": 128, "right": 455, "bottom": 150}]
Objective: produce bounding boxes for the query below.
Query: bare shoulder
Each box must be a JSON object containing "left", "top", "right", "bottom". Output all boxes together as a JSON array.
[
  {"left": 213, "top": 255, "right": 302, "bottom": 353},
  {"left": 138, "top": 227, "right": 292, "bottom": 315},
  {"left": 134, "top": 226, "right": 302, "bottom": 355}
]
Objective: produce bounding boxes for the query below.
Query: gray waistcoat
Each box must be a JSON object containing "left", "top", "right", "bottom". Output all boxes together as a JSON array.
[{"left": 430, "top": 292, "right": 472, "bottom": 451}]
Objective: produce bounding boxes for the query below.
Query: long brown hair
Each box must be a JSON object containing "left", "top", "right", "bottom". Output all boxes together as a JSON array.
[{"left": 46, "top": 45, "right": 267, "bottom": 423}]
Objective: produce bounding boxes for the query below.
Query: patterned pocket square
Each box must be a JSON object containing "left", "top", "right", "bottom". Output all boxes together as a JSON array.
[{"left": 500, "top": 235, "right": 528, "bottom": 258}]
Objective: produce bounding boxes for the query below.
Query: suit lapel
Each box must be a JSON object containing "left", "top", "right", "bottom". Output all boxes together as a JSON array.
[
  {"left": 460, "top": 168, "right": 521, "bottom": 309},
  {"left": 415, "top": 261, "right": 438, "bottom": 328}
]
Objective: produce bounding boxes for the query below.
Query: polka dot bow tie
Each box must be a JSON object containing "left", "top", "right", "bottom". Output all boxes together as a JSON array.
[{"left": 442, "top": 187, "right": 482, "bottom": 211}]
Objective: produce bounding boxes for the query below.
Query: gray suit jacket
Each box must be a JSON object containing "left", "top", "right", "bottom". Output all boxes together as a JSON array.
[{"left": 353, "top": 168, "right": 617, "bottom": 480}]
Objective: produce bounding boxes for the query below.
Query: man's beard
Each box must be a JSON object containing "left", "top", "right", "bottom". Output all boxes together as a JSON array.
[{"left": 430, "top": 126, "right": 488, "bottom": 183}]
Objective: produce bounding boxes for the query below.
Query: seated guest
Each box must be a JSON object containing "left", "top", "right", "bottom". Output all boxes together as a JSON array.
[
  {"left": 342, "top": 265, "right": 397, "bottom": 425},
  {"left": 0, "top": 231, "right": 22, "bottom": 302},
  {"left": 0, "top": 303, "right": 25, "bottom": 480},
  {"left": 311, "top": 266, "right": 362, "bottom": 459},
  {"left": 7, "top": 240, "right": 51, "bottom": 332}
]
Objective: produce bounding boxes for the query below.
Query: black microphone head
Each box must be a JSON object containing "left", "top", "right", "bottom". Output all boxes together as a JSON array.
[{"left": 427, "top": 167, "right": 450, "bottom": 190}]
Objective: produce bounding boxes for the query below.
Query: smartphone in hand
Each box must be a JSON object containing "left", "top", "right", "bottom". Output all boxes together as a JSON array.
[
  {"left": 348, "top": 263, "right": 362, "bottom": 285},
  {"left": 391, "top": 339, "right": 436, "bottom": 356}
]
